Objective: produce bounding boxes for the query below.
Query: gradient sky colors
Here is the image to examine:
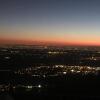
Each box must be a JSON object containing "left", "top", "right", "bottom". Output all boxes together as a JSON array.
[{"left": 0, "top": 0, "right": 100, "bottom": 46}]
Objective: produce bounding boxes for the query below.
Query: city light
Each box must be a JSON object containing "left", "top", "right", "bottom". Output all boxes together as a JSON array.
[
  {"left": 27, "top": 86, "right": 33, "bottom": 89},
  {"left": 38, "top": 85, "right": 42, "bottom": 88},
  {"left": 63, "top": 72, "right": 67, "bottom": 75}
]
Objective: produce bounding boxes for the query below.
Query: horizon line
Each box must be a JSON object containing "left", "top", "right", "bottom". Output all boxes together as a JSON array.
[{"left": 0, "top": 38, "right": 100, "bottom": 47}]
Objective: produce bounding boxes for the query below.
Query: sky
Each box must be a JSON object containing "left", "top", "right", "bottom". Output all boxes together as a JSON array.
[{"left": 0, "top": 0, "right": 100, "bottom": 46}]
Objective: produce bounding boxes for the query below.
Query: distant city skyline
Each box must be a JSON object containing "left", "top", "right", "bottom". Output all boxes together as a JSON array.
[{"left": 0, "top": 0, "right": 100, "bottom": 46}]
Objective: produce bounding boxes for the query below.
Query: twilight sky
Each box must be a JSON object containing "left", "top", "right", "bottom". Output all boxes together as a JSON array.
[{"left": 0, "top": 0, "right": 100, "bottom": 45}]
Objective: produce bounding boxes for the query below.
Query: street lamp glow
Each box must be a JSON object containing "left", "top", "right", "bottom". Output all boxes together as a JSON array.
[{"left": 38, "top": 84, "right": 42, "bottom": 88}]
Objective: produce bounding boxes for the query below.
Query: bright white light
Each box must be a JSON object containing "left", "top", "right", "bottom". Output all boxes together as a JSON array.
[
  {"left": 55, "top": 65, "right": 59, "bottom": 68},
  {"left": 38, "top": 84, "right": 42, "bottom": 88},
  {"left": 71, "top": 69, "right": 74, "bottom": 73},
  {"left": 87, "top": 67, "right": 91, "bottom": 69},
  {"left": 63, "top": 72, "right": 66, "bottom": 74}
]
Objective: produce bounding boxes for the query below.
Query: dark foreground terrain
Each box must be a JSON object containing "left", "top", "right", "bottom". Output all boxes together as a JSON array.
[
  {"left": 0, "top": 45, "right": 100, "bottom": 100},
  {"left": 1, "top": 74, "right": 100, "bottom": 100}
]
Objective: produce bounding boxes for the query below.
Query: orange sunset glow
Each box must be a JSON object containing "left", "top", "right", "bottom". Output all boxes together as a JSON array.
[{"left": 0, "top": 0, "right": 100, "bottom": 46}]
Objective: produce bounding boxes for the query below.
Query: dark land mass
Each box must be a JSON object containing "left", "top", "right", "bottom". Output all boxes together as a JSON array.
[{"left": 0, "top": 45, "right": 100, "bottom": 100}]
